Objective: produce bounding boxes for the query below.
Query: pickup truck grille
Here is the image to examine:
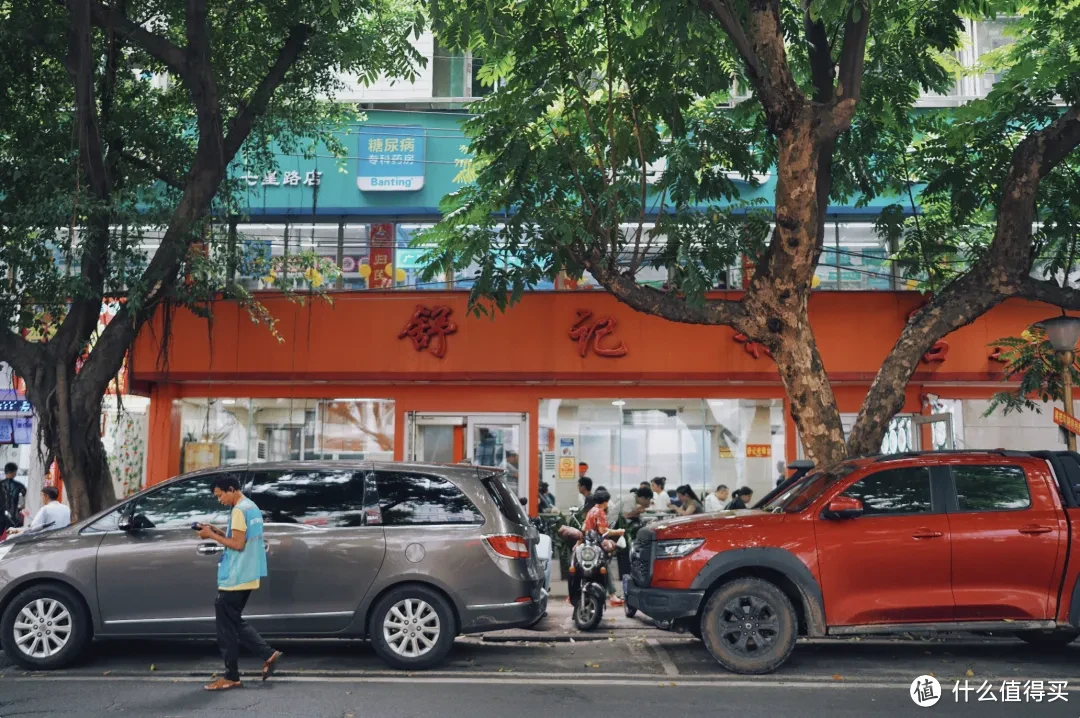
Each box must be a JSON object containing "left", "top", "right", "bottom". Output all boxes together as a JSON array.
[{"left": 630, "top": 528, "right": 655, "bottom": 587}]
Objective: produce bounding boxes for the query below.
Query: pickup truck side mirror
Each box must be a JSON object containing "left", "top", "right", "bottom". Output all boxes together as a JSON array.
[{"left": 824, "top": 495, "right": 864, "bottom": 520}]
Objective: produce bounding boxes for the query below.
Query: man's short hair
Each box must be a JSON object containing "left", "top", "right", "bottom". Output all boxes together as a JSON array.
[
  {"left": 737, "top": 486, "right": 753, "bottom": 497},
  {"left": 3, "top": 462, "right": 17, "bottom": 475},
  {"left": 42, "top": 486, "right": 59, "bottom": 501},
  {"left": 636, "top": 487, "right": 654, "bottom": 500},
  {"left": 716, "top": 484, "right": 728, "bottom": 492},
  {"left": 211, "top": 475, "right": 242, "bottom": 493},
  {"left": 578, "top": 477, "right": 593, "bottom": 492}
]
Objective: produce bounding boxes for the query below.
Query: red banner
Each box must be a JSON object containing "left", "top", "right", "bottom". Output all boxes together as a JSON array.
[
  {"left": 1054, "top": 407, "right": 1080, "bottom": 436},
  {"left": 369, "top": 223, "right": 395, "bottom": 289}
]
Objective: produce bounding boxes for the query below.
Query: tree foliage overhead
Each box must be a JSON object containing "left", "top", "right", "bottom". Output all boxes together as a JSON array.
[
  {"left": 423, "top": 0, "right": 1080, "bottom": 464},
  {"left": 0, "top": 0, "right": 421, "bottom": 516}
]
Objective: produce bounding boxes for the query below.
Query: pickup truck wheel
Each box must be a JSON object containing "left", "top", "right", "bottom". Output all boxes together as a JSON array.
[
  {"left": 1016, "top": 629, "right": 1080, "bottom": 650},
  {"left": 701, "top": 578, "right": 797, "bottom": 674}
]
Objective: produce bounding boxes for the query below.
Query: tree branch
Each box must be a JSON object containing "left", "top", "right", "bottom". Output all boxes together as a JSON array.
[
  {"left": 119, "top": 150, "right": 184, "bottom": 190},
  {"left": 803, "top": 1, "right": 834, "bottom": 103},
  {"left": 701, "top": 0, "right": 803, "bottom": 130},
  {"left": 83, "top": 0, "right": 188, "bottom": 82},
  {"left": 222, "top": 23, "right": 313, "bottom": 161},
  {"left": 1017, "top": 277, "right": 1080, "bottom": 309},
  {"left": 0, "top": 329, "right": 39, "bottom": 385},
  {"left": 587, "top": 250, "right": 749, "bottom": 330},
  {"left": 828, "top": 0, "right": 870, "bottom": 134}
]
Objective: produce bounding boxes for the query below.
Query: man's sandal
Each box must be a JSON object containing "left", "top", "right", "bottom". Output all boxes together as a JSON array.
[
  {"left": 204, "top": 678, "right": 243, "bottom": 691},
  {"left": 262, "top": 651, "right": 284, "bottom": 681}
]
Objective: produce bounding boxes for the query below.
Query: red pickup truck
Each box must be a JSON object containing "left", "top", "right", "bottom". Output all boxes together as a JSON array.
[{"left": 625, "top": 450, "right": 1080, "bottom": 674}]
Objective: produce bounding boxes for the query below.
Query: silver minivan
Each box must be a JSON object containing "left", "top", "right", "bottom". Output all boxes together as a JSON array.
[{"left": 0, "top": 462, "right": 545, "bottom": 670}]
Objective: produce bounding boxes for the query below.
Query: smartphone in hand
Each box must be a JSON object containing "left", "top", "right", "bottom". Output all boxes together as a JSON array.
[{"left": 191, "top": 522, "right": 202, "bottom": 531}]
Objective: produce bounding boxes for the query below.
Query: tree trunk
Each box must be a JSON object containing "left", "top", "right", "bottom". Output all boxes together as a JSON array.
[{"left": 22, "top": 355, "right": 117, "bottom": 522}]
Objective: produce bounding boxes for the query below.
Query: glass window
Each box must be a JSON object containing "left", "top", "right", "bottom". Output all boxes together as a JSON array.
[
  {"left": 953, "top": 465, "right": 1031, "bottom": 512},
  {"left": 249, "top": 469, "right": 368, "bottom": 527},
  {"left": 537, "top": 398, "right": 784, "bottom": 512},
  {"left": 131, "top": 473, "right": 236, "bottom": 529},
  {"left": 375, "top": 471, "right": 484, "bottom": 526},
  {"left": 176, "top": 398, "right": 395, "bottom": 473},
  {"left": 841, "top": 467, "right": 933, "bottom": 516}
]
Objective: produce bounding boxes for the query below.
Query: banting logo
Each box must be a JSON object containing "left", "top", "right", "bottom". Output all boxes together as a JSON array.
[{"left": 358, "top": 176, "right": 424, "bottom": 191}]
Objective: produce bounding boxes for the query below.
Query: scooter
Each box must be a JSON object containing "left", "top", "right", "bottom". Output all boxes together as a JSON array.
[{"left": 568, "top": 529, "right": 614, "bottom": 631}]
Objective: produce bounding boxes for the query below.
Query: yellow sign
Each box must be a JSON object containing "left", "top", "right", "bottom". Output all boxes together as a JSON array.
[
  {"left": 718, "top": 447, "right": 734, "bottom": 459},
  {"left": 746, "top": 444, "right": 772, "bottom": 458},
  {"left": 558, "top": 457, "right": 576, "bottom": 480},
  {"left": 1054, "top": 407, "right": 1080, "bottom": 436}
]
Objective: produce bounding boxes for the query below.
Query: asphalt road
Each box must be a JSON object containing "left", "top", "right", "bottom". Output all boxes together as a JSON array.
[
  {"left": 0, "top": 675, "right": 1076, "bottom": 718},
  {"left": 3, "top": 632, "right": 1080, "bottom": 717}
]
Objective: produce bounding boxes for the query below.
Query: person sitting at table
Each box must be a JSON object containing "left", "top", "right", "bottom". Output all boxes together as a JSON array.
[{"left": 674, "top": 485, "right": 704, "bottom": 516}]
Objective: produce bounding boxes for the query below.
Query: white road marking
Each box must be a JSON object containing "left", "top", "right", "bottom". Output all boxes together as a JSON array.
[
  {"left": 9, "top": 670, "right": 1080, "bottom": 690},
  {"left": 646, "top": 638, "right": 680, "bottom": 676}
]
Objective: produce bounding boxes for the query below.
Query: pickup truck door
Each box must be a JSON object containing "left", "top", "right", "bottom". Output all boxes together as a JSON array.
[
  {"left": 946, "top": 462, "right": 1065, "bottom": 621},
  {"left": 815, "top": 465, "right": 954, "bottom": 625}
]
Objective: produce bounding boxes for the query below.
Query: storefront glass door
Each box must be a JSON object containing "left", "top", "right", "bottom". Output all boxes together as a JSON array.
[{"left": 408, "top": 413, "right": 528, "bottom": 500}]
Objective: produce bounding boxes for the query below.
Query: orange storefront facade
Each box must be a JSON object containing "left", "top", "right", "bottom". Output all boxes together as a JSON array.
[{"left": 130, "top": 290, "right": 1067, "bottom": 511}]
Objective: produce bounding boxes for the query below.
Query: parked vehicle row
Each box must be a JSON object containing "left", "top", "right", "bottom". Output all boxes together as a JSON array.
[
  {"left": 627, "top": 450, "right": 1080, "bottom": 673},
  {"left": 0, "top": 462, "right": 545, "bottom": 671}
]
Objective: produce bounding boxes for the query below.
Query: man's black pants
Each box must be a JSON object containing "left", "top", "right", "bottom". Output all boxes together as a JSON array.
[{"left": 215, "top": 590, "right": 274, "bottom": 682}]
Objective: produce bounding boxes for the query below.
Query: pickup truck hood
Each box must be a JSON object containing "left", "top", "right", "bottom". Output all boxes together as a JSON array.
[{"left": 650, "top": 509, "right": 780, "bottom": 537}]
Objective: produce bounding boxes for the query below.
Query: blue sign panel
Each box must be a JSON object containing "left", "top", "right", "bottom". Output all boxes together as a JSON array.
[{"left": 357, "top": 126, "right": 426, "bottom": 192}]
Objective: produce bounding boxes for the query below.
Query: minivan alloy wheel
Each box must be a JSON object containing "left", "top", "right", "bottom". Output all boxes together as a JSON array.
[
  {"left": 383, "top": 598, "right": 441, "bottom": 658},
  {"left": 13, "top": 598, "right": 72, "bottom": 659}
]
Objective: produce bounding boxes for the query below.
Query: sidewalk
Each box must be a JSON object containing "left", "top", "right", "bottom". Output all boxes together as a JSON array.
[{"left": 480, "top": 598, "right": 671, "bottom": 642}]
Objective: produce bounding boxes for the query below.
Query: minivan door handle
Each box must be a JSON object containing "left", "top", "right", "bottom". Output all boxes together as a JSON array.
[
  {"left": 197, "top": 543, "right": 225, "bottom": 555},
  {"left": 1019, "top": 525, "right": 1054, "bottom": 535},
  {"left": 911, "top": 530, "right": 944, "bottom": 539}
]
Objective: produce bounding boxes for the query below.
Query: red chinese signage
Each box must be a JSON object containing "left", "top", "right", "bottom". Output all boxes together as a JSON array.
[
  {"left": 399, "top": 305, "right": 458, "bottom": 359},
  {"left": 369, "top": 223, "right": 395, "bottom": 289},
  {"left": 746, "top": 444, "right": 772, "bottom": 458},
  {"left": 1054, "top": 407, "right": 1080, "bottom": 436},
  {"left": 569, "top": 310, "right": 627, "bottom": 358}
]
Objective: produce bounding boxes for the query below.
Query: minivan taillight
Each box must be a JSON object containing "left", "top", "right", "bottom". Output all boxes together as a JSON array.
[{"left": 484, "top": 534, "right": 530, "bottom": 559}]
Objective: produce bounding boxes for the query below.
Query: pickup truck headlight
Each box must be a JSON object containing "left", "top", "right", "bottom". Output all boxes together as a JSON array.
[
  {"left": 656, "top": 538, "right": 705, "bottom": 559},
  {"left": 0, "top": 544, "right": 15, "bottom": 562}
]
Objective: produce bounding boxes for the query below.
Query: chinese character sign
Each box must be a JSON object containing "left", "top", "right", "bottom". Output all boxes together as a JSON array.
[
  {"left": 358, "top": 126, "right": 426, "bottom": 191},
  {"left": 745, "top": 444, "right": 771, "bottom": 458},
  {"left": 369, "top": 223, "right": 395, "bottom": 289},
  {"left": 399, "top": 306, "right": 458, "bottom": 359},
  {"left": 569, "top": 310, "right": 628, "bottom": 358}
]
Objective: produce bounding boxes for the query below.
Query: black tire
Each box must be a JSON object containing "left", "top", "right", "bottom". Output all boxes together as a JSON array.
[
  {"left": 624, "top": 603, "right": 638, "bottom": 619},
  {"left": 700, "top": 577, "right": 797, "bottom": 674},
  {"left": 689, "top": 620, "right": 703, "bottom": 640},
  {"left": 574, "top": 594, "right": 604, "bottom": 631},
  {"left": 368, "top": 585, "right": 456, "bottom": 670},
  {"left": 0, "top": 583, "right": 92, "bottom": 670},
  {"left": 1016, "top": 629, "right": 1080, "bottom": 650}
]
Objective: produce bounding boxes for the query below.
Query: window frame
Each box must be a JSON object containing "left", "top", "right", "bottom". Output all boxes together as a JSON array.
[
  {"left": 944, "top": 463, "right": 1033, "bottom": 515},
  {"left": 372, "top": 470, "right": 486, "bottom": 528},
  {"left": 823, "top": 464, "right": 945, "bottom": 519}
]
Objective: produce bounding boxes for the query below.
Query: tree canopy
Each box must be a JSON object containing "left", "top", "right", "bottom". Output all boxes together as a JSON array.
[
  {"left": 423, "top": 0, "right": 1080, "bottom": 463},
  {"left": 0, "top": 0, "right": 422, "bottom": 515}
]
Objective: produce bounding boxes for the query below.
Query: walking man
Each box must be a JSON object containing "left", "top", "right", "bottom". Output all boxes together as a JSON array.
[{"left": 196, "top": 475, "right": 283, "bottom": 691}]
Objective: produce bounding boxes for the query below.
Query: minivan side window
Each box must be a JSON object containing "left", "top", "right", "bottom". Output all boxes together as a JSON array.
[
  {"left": 375, "top": 472, "right": 484, "bottom": 526},
  {"left": 129, "top": 473, "right": 237, "bottom": 529},
  {"left": 249, "top": 469, "right": 367, "bottom": 527},
  {"left": 953, "top": 465, "right": 1031, "bottom": 512},
  {"left": 840, "top": 467, "right": 933, "bottom": 516}
]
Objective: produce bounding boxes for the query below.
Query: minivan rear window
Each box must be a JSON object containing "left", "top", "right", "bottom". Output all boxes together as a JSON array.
[{"left": 481, "top": 471, "right": 528, "bottom": 524}]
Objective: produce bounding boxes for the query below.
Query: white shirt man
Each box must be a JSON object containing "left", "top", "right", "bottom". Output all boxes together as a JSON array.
[
  {"left": 29, "top": 486, "right": 70, "bottom": 532},
  {"left": 704, "top": 485, "right": 731, "bottom": 513}
]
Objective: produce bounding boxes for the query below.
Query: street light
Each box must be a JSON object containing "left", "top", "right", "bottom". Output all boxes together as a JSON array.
[{"left": 1036, "top": 315, "right": 1080, "bottom": 451}]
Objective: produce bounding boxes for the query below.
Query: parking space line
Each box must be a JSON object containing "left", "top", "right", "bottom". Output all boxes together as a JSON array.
[{"left": 646, "top": 638, "right": 680, "bottom": 676}]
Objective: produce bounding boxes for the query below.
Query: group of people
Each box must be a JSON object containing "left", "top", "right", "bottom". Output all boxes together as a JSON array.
[
  {"left": 568, "top": 471, "right": 757, "bottom": 519},
  {"left": 0, "top": 462, "right": 71, "bottom": 539}
]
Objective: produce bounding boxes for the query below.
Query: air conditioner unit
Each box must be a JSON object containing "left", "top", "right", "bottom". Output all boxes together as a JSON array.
[
  {"left": 255, "top": 440, "right": 268, "bottom": 461},
  {"left": 541, "top": 451, "right": 556, "bottom": 483}
]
